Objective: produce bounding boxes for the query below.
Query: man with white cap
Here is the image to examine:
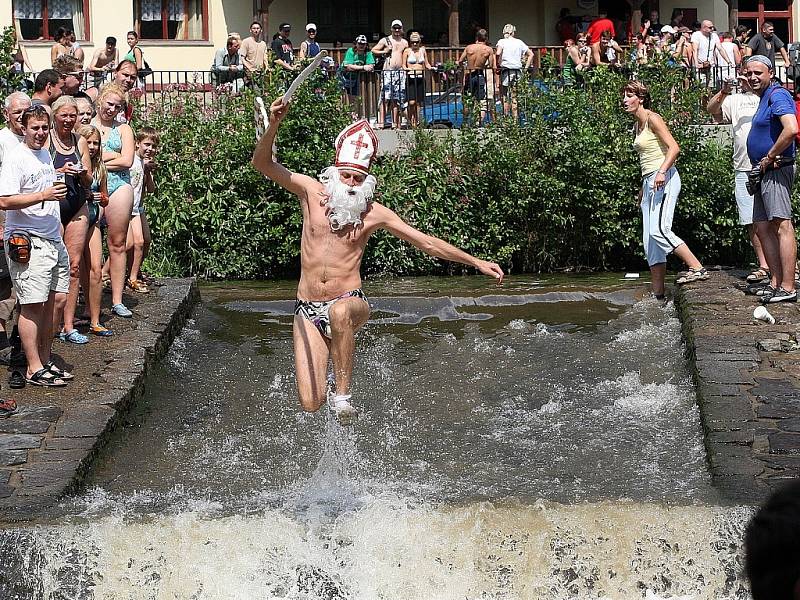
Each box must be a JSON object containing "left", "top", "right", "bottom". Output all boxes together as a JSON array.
[
  {"left": 372, "top": 19, "right": 408, "bottom": 129},
  {"left": 495, "top": 24, "right": 531, "bottom": 118},
  {"left": 252, "top": 99, "right": 504, "bottom": 424},
  {"left": 744, "top": 55, "right": 798, "bottom": 303},
  {"left": 299, "top": 23, "right": 321, "bottom": 60}
]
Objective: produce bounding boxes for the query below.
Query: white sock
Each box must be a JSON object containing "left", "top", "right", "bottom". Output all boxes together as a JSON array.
[{"left": 332, "top": 394, "right": 352, "bottom": 406}]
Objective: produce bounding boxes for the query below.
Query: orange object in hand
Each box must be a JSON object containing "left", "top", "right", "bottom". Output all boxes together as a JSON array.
[{"left": 100, "top": 193, "right": 109, "bottom": 207}]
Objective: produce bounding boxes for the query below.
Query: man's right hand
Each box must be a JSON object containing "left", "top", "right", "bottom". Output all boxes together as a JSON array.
[
  {"left": 269, "top": 97, "right": 289, "bottom": 123},
  {"left": 43, "top": 185, "right": 67, "bottom": 202},
  {"left": 476, "top": 260, "right": 504, "bottom": 284}
]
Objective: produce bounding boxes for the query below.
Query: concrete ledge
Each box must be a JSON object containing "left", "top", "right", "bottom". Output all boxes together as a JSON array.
[
  {"left": 0, "top": 278, "right": 199, "bottom": 522},
  {"left": 675, "top": 271, "right": 800, "bottom": 504}
]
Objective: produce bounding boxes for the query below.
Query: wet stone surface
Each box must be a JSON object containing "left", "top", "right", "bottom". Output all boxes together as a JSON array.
[
  {"left": 676, "top": 271, "right": 800, "bottom": 502},
  {"left": 0, "top": 278, "right": 198, "bottom": 522}
]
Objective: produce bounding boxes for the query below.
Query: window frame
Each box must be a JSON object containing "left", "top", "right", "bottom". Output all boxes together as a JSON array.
[
  {"left": 134, "top": 0, "right": 209, "bottom": 41},
  {"left": 12, "top": 0, "right": 91, "bottom": 41},
  {"left": 739, "top": 0, "right": 793, "bottom": 43}
]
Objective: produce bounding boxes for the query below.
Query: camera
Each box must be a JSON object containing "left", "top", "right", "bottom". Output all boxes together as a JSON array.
[{"left": 746, "top": 166, "right": 762, "bottom": 196}]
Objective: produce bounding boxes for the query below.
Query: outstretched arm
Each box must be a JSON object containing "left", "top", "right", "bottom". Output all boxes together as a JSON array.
[
  {"left": 251, "top": 97, "right": 318, "bottom": 197},
  {"left": 375, "top": 203, "right": 504, "bottom": 283}
]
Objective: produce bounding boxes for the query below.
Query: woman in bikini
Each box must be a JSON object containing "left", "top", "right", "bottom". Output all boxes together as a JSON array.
[
  {"left": 622, "top": 80, "right": 709, "bottom": 299},
  {"left": 91, "top": 83, "right": 135, "bottom": 319},
  {"left": 76, "top": 125, "right": 112, "bottom": 336},
  {"left": 49, "top": 96, "right": 93, "bottom": 344},
  {"left": 402, "top": 32, "right": 433, "bottom": 128}
]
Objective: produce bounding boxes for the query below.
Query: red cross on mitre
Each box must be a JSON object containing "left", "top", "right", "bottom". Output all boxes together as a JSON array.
[{"left": 335, "top": 119, "right": 378, "bottom": 175}]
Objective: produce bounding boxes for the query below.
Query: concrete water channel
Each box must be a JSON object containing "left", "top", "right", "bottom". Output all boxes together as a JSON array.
[{"left": 0, "top": 272, "right": 796, "bottom": 598}]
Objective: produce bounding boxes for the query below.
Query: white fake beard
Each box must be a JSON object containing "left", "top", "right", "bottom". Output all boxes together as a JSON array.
[{"left": 319, "top": 166, "right": 377, "bottom": 231}]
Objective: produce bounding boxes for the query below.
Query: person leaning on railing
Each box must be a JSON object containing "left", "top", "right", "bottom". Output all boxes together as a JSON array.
[
  {"left": 402, "top": 32, "right": 434, "bottom": 127},
  {"left": 212, "top": 33, "right": 245, "bottom": 92},
  {"left": 340, "top": 35, "right": 375, "bottom": 110}
]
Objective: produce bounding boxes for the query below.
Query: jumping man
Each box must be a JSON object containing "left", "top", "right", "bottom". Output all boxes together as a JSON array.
[{"left": 252, "top": 98, "right": 504, "bottom": 424}]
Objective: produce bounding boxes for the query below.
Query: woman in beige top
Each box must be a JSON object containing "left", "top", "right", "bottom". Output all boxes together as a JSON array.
[{"left": 622, "top": 80, "right": 707, "bottom": 299}]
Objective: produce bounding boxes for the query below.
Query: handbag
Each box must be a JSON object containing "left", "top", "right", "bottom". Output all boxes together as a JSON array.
[{"left": 139, "top": 60, "right": 154, "bottom": 78}]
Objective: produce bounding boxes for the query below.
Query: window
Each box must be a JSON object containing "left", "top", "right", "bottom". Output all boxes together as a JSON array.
[
  {"left": 134, "top": 0, "right": 208, "bottom": 40},
  {"left": 739, "top": 0, "right": 793, "bottom": 43},
  {"left": 308, "top": 0, "right": 380, "bottom": 44},
  {"left": 13, "top": 0, "right": 89, "bottom": 41},
  {"left": 412, "top": 0, "right": 486, "bottom": 45}
]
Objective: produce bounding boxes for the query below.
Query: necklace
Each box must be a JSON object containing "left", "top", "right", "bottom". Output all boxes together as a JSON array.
[{"left": 54, "top": 129, "right": 74, "bottom": 151}]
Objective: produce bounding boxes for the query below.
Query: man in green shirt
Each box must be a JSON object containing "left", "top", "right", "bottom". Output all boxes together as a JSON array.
[{"left": 341, "top": 35, "right": 375, "bottom": 108}]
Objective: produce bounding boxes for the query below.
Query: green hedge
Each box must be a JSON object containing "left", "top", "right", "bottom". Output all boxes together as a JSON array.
[{"left": 132, "top": 63, "right": 749, "bottom": 277}]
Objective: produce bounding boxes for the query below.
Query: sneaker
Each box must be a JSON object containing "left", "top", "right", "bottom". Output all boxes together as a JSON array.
[
  {"left": 329, "top": 394, "right": 359, "bottom": 425},
  {"left": 61, "top": 329, "right": 89, "bottom": 344},
  {"left": 676, "top": 267, "right": 710, "bottom": 285},
  {"left": 112, "top": 303, "right": 133, "bottom": 318},
  {"left": 89, "top": 323, "right": 114, "bottom": 337},
  {"left": 0, "top": 398, "right": 17, "bottom": 418},
  {"left": 763, "top": 288, "right": 798, "bottom": 304}
]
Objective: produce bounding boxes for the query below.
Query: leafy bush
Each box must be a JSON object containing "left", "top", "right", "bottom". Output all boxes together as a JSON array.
[
  {"left": 0, "top": 26, "right": 24, "bottom": 125},
  {"left": 134, "top": 62, "right": 751, "bottom": 279}
]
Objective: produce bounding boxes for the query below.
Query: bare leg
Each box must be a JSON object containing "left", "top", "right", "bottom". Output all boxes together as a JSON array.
[
  {"left": 105, "top": 184, "right": 134, "bottom": 306},
  {"left": 84, "top": 221, "right": 105, "bottom": 328},
  {"left": 127, "top": 214, "right": 148, "bottom": 283},
  {"left": 19, "top": 302, "right": 46, "bottom": 377},
  {"left": 328, "top": 297, "right": 370, "bottom": 397},
  {"left": 61, "top": 207, "right": 89, "bottom": 334},
  {"left": 748, "top": 224, "right": 768, "bottom": 270},
  {"left": 755, "top": 220, "right": 782, "bottom": 288},
  {"left": 671, "top": 243, "right": 702, "bottom": 270},
  {"left": 773, "top": 218, "right": 797, "bottom": 292},
  {"left": 38, "top": 291, "right": 57, "bottom": 368},
  {"left": 650, "top": 262, "right": 667, "bottom": 297},
  {"left": 292, "top": 316, "right": 331, "bottom": 412}
]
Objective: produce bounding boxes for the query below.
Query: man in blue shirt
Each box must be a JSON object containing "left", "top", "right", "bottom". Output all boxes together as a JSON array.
[{"left": 745, "top": 55, "right": 798, "bottom": 303}]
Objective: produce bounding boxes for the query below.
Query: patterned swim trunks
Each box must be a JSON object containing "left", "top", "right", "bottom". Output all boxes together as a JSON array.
[{"left": 294, "top": 288, "right": 368, "bottom": 338}]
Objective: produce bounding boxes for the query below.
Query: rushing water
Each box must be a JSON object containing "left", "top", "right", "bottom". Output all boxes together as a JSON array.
[{"left": 0, "top": 276, "right": 754, "bottom": 599}]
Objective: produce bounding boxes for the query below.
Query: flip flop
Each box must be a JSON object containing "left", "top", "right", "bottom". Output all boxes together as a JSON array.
[
  {"left": 0, "top": 398, "right": 17, "bottom": 418},
  {"left": 26, "top": 368, "right": 66, "bottom": 387},
  {"left": 44, "top": 360, "right": 74, "bottom": 381}
]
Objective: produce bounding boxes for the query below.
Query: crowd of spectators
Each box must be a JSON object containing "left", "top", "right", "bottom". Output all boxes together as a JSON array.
[{"left": 0, "top": 57, "right": 159, "bottom": 418}]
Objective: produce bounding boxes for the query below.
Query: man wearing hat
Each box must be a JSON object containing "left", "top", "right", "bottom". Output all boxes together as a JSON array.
[
  {"left": 252, "top": 99, "right": 504, "bottom": 423},
  {"left": 299, "top": 23, "right": 321, "bottom": 59},
  {"left": 372, "top": 19, "right": 409, "bottom": 129},
  {"left": 495, "top": 24, "right": 532, "bottom": 118},
  {"left": 271, "top": 22, "right": 297, "bottom": 71},
  {"left": 745, "top": 55, "right": 798, "bottom": 303}
]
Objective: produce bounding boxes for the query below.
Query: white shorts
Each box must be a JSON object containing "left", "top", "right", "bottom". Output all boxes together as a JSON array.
[
  {"left": 734, "top": 170, "right": 755, "bottom": 225},
  {"left": 641, "top": 168, "right": 685, "bottom": 266},
  {"left": 5, "top": 237, "right": 70, "bottom": 305}
]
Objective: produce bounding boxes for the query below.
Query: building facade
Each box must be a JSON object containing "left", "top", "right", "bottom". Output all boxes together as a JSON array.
[{"left": 4, "top": 0, "right": 798, "bottom": 73}]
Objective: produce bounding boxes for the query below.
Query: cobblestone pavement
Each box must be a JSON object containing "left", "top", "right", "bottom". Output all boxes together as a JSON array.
[
  {"left": 676, "top": 270, "right": 800, "bottom": 504},
  {"left": 0, "top": 279, "right": 198, "bottom": 521}
]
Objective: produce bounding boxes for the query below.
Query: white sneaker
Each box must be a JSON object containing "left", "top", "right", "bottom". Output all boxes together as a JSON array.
[{"left": 330, "top": 394, "right": 359, "bottom": 425}]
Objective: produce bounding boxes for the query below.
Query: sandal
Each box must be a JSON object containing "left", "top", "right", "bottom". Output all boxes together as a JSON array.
[
  {"left": 44, "top": 360, "right": 74, "bottom": 381},
  {"left": 102, "top": 275, "right": 112, "bottom": 294},
  {"left": 26, "top": 368, "right": 66, "bottom": 387},
  {"left": 746, "top": 268, "right": 770, "bottom": 283},
  {"left": 89, "top": 323, "right": 113, "bottom": 337},
  {"left": 60, "top": 329, "right": 89, "bottom": 344},
  {"left": 0, "top": 398, "right": 17, "bottom": 418},
  {"left": 127, "top": 278, "right": 149, "bottom": 294},
  {"left": 676, "top": 267, "right": 710, "bottom": 285}
]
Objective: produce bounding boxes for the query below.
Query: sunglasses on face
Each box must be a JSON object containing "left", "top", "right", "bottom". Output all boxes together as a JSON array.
[
  {"left": 307, "top": 29, "right": 316, "bottom": 33},
  {"left": 392, "top": 26, "right": 402, "bottom": 30}
]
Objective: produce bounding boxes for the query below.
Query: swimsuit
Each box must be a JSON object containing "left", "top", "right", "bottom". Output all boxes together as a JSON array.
[
  {"left": 50, "top": 133, "right": 87, "bottom": 226},
  {"left": 101, "top": 122, "right": 131, "bottom": 195},
  {"left": 87, "top": 179, "right": 100, "bottom": 227},
  {"left": 294, "top": 289, "right": 368, "bottom": 338}
]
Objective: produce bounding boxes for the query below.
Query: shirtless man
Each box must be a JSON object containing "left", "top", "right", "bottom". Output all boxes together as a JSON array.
[
  {"left": 371, "top": 19, "right": 409, "bottom": 129},
  {"left": 252, "top": 98, "right": 504, "bottom": 423},
  {"left": 88, "top": 37, "right": 119, "bottom": 88},
  {"left": 458, "top": 29, "right": 497, "bottom": 124}
]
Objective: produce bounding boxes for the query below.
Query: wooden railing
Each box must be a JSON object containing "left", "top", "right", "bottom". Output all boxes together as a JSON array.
[{"left": 324, "top": 46, "right": 570, "bottom": 67}]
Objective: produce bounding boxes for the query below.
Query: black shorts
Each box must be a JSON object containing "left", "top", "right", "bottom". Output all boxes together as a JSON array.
[{"left": 406, "top": 75, "right": 425, "bottom": 102}]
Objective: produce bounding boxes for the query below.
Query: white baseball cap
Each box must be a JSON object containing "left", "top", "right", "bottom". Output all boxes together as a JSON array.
[
  {"left": 306, "top": 23, "right": 316, "bottom": 31},
  {"left": 660, "top": 25, "right": 677, "bottom": 35},
  {"left": 391, "top": 19, "right": 403, "bottom": 28}
]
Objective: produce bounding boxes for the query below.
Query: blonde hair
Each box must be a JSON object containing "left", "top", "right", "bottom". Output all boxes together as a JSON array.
[
  {"left": 50, "top": 94, "right": 77, "bottom": 115},
  {"left": 76, "top": 124, "right": 108, "bottom": 193},
  {"left": 621, "top": 80, "right": 652, "bottom": 109},
  {"left": 97, "top": 82, "right": 128, "bottom": 108}
]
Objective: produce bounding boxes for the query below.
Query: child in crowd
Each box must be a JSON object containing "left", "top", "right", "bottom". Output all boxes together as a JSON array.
[
  {"left": 126, "top": 127, "right": 158, "bottom": 293},
  {"left": 76, "top": 124, "right": 112, "bottom": 336}
]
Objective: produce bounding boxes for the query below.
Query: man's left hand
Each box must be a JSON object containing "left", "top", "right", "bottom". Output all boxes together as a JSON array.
[{"left": 477, "top": 260, "right": 504, "bottom": 284}]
